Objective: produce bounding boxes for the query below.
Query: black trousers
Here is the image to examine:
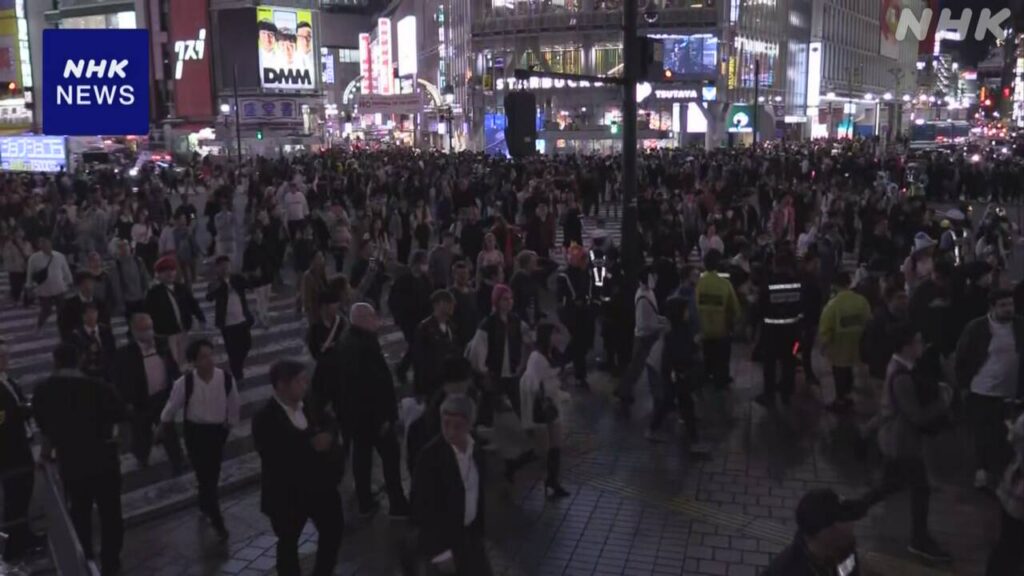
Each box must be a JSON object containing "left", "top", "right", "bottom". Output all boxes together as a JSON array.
[
  {"left": 270, "top": 489, "right": 343, "bottom": 576},
  {"left": 564, "top": 314, "right": 595, "bottom": 382},
  {"left": 869, "top": 458, "right": 931, "bottom": 542},
  {"left": 970, "top": 393, "right": 1012, "bottom": 476},
  {"left": 65, "top": 468, "right": 123, "bottom": 573},
  {"left": 8, "top": 271, "right": 26, "bottom": 303},
  {"left": 986, "top": 510, "right": 1024, "bottom": 576},
  {"left": 130, "top": 390, "right": 184, "bottom": 469},
  {"left": 650, "top": 367, "right": 698, "bottom": 437},
  {"left": 353, "top": 428, "right": 409, "bottom": 511},
  {"left": 617, "top": 333, "right": 659, "bottom": 399},
  {"left": 801, "top": 328, "right": 818, "bottom": 380},
  {"left": 703, "top": 338, "right": 732, "bottom": 388},
  {"left": 183, "top": 422, "right": 228, "bottom": 521},
  {"left": 2, "top": 466, "right": 34, "bottom": 559},
  {"left": 833, "top": 366, "right": 855, "bottom": 401},
  {"left": 423, "top": 533, "right": 494, "bottom": 576},
  {"left": 222, "top": 323, "right": 252, "bottom": 380}
]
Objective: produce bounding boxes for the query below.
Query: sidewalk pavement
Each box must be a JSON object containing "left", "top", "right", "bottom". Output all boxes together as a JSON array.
[{"left": 119, "top": 342, "right": 1001, "bottom": 576}]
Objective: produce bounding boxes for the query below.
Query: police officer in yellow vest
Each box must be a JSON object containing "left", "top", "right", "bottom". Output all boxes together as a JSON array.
[
  {"left": 819, "top": 271, "right": 872, "bottom": 413},
  {"left": 696, "top": 250, "right": 740, "bottom": 389},
  {"left": 755, "top": 250, "right": 803, "bottom": 408}
]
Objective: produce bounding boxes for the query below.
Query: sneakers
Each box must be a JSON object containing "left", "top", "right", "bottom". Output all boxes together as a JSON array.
[
  {"left": 974, "top": 469, "right": 990, "bottom": 490},
  {"left": 908, "top": 537, "right": 952, "bottom": 563}
]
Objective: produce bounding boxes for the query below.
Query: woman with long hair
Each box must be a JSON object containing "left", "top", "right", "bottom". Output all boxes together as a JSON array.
[
  {"left": 300, "top": 249, "right": 328, "bottom": 325},
  {"left": 519, "top": 323, "right": 571, "bottom": 499},
  {"left": 476, "top": 232, "right": 504, "bottom": 282}
]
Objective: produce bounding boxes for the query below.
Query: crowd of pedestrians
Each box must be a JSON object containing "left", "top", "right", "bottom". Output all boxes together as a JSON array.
[{"left": 0, "top": 139, "right": 1023, "bottom": 575}]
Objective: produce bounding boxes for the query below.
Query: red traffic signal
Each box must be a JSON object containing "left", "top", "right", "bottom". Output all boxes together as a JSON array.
[{"left": 1004, "top": 87, "right": 1012, "bottom": 98}]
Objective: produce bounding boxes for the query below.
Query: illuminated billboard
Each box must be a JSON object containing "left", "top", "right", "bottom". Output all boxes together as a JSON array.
[
  {"left": 397, "top": 16, "right": 416, "bottom": 77},
  {"left": 662, "top": 35, "right": 718, "bottom": 76},
  {"left": 0, "top": 136, "right": 66, "bottom": 172},
  {"left": 257, "top": 6, "right": 316, "bottom": 91},
  {"left": 170, "top": 0, "right": 212, "bottom": 118},
  {"left": 377, "top": 18, "right": 392, "bottom": 95}
]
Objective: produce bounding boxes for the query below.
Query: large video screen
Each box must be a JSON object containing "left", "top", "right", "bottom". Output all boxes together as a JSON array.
[
  {"left": 0, "top": 136, "right": 66, "bottom": 172},
  {"left": 257, "top": 6, "right": 316, "bottom": 91},
  {"left": 662, "top": 35, "right": 718, "bottom": 76}
]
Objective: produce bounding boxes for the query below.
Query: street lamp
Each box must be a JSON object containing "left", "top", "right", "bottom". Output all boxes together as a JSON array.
[
  {"left": 883, "top": 92, "right": 893, "bottom": 100},
  {"left": 220, "top": 103, "right": 231, "bottom": 114},
  {"left": 442, "top": 84, "right": 455, "bottom": 153}
]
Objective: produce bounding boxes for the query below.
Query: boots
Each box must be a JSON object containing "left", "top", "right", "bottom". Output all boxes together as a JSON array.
[{"left": 545, "top": 448, "right": 570, "bottom": 499}]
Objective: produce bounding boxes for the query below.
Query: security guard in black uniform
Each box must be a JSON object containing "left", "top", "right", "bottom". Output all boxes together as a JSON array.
[
  {"left": 558, "top": 244, "right": 595, "bottom": 389},
  {"left": 755, "top": 250, "right": 804, "bottom": 408}
]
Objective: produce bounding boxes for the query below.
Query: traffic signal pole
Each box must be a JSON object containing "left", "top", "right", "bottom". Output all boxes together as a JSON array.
[
  {"left": 621, "top": 0, "right": 640, "bottom": 286},
  {"left": 233, "top": 64, "right": 242, "bottom": 164}
]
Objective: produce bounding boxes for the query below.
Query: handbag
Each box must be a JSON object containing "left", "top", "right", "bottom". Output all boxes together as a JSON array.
[
  {"left": 31, "top": 255, "right": 53, "bottom": 285},
  {"left": 532, "top": 380, "right": 559, "bottom": 425}
]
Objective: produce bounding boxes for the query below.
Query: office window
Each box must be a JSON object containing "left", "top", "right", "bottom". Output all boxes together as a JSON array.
[{"left": 594, "top": 46, "right": 623, "bottom": 75}]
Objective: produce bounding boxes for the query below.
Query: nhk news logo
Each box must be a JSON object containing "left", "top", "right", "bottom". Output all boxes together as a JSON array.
[
  {"left": 887, "top": 4, "right": 1012, "bottom": 43},
  {"left": 43, "top": 29, "right": 150, "bottom": 136}
]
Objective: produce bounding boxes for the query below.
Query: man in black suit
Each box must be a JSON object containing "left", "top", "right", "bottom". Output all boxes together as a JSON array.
[
  {"left": 334, "top": 303, "right": 410, "bottom": 517},
  {"left": 206, "top": 255, "right": 253, "bottom": 380},
  {"left": 413, "top": 289, "right": 460, "bottom": 397},
  {"left": 411, "top": 394, "right": 492, "bottom": 576},
  {"left": 33, "top": 344, "right": 126, "bottom": 576},
  {"left": 0, "top": 339, "right": 44, "bottom": 562},
  {"left": 57, "top": 271, "right": 110, "bottom": 342},
  {"left": 146, "top": 255, "right": 205, "bottom": 368},
  {"left": 307, "top": 292, "right": 346, "bottom": 361},
  {"left": 72, "top": 302, "right": 117, "bottom": 381},
  {"left": 252, "top": 360, "right": 344, "bottom": 576},
  {"left": 113, "top": 313, "right": 185, "bottom": 471},
  {"left": 389, "top": 250, "right": 433, "bottom": 385}
]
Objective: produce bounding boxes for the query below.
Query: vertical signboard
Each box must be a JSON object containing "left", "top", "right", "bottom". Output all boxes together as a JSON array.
[
  {"left": 396, "top": 16, "right": 416, "bottom": 77},
  {"left": 257, "top": 6, "right": 316, "bottom": 91},
  {"left": 358, "top": 32, "right": 372, "bottom": 94},
  {"left": 169, "top": 0, "right": 212, "bottom": 118},
  {"left": 806, "top": 41, "right": 822, "bottom": 108},
  {"left": 879, "top": 0, "right": 901, "bottom": 59},
  {"left": 377, "top": 18, "right": 392, "bottom": 95}
]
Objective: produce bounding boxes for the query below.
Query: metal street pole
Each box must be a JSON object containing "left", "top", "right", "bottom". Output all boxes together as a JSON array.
[
  {"left": 233, "top": 64, "right": 242, "bottom": 164},
  {"left": 753, "top": 59, "right": 760, "bottom": 146},
  {"left": 621, "top": 0, "right": 639, "bottom": 284}
]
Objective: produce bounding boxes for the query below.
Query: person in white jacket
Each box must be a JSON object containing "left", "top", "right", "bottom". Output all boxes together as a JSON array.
[
  {"left": 25, "top": 236, "right": 74, "bottom": 332},
  {"left": 519, "top": 324, "right": 571, "bottom": 499}
]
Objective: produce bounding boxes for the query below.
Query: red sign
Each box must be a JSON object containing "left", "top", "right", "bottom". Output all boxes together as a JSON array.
[{"left": 169, "top": 0, "right": 213, "bottom": 119}]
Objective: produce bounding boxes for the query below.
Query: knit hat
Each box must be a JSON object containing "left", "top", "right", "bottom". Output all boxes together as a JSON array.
[
  {"left": 912, "top": 232, "right": 937, "bottom": 253},
  {"left": 154, "top": 255, "right": 179, "bottom": 273},
  {"left": 491, "top": 283, "right": 513, "bottom": 307}
]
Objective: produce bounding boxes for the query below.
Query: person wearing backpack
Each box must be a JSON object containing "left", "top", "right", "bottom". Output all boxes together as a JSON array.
[
  {"left": 159, "top": 339, "right": 239, "bottom": 540},
  {"left": 865, "top": 324, "right": 953, "bottom": 563}
]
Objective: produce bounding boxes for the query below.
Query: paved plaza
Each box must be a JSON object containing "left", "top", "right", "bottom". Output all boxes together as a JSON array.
[{"left": 118, "top": 343, "right": 1001, "bottom": 576}]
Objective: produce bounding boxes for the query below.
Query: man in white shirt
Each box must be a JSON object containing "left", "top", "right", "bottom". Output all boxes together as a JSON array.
[
  {"left": 284, "top": 183, "right": 309, "bottom": 238},
  {"left": 411, "top": 394, "right": 492, "bottom": 575},
  {"left": 207, "top": 256, "right": 254, "bottom": 380},
  {"left": 955, "top": 289, "right": 1024, "bottom": 489},
  {"left": 160, "top": 339, "right": 239, "bottom": 539},
  {"left": 25, "top": 236, "right": 74, "bottom": 333}
]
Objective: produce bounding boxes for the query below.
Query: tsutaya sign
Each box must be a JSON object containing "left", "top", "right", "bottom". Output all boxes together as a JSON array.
[
  {"left": 654, "top": 89, "right": 699, "bottom": 100},
  {"left": 173, "top": 28, "right": 206, "bottom": 80}
]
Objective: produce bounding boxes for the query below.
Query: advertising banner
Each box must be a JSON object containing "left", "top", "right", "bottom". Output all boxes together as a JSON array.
[
  {"left": 239, "top": 98, "right": 301, "bottom": 124},
  {"left": 358, "top": 33, "right": 372, "bottom": 94},
  {"left": 726, "top": 104, "right": 753, "bottom": 133},
  {"left": 257, "top": 6, "right": 316, "bottom": 91},
  {"left": 42, "top": 29, "right": 150, "bottom": 136},
  {"left": 357, "top": 93, "right": 422, "bottom": 114},
  {"left": 879, "top": 0, "right": 901, "bottom": 59},
  {"left": 397, "top": 16, "right": 416, "bottom": 77},
  {"left": 169, "top": 0, "right": 212, "bottom": 118},
  {"left": 0, "top": 136, "right": 67, "bottom": 172},
  {"left": 377, "top": 18, "right": 392, "bottom": 95}
]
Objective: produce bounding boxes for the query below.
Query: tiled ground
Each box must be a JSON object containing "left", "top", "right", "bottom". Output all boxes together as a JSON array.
[{"left": 120, "top": 342, "right": 1002, "bottom": 576}]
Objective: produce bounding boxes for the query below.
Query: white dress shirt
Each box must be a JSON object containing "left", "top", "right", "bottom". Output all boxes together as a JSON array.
[
  {"left": 161, "top": 368, "right": 240, "bottom": 426},
  {"left": 142, "top": 345, "right": 168, "bottom": 396},
  {"left": 273, "top": 394, "right": 308, "bottom": 430},
  {"left": 224, "top": 286, "right": 246, "bottom": 327}
]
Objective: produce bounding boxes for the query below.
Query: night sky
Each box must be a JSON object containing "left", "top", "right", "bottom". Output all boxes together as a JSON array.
[{"left": 941, "top": 0, "right": 1013, "bottom": 65}]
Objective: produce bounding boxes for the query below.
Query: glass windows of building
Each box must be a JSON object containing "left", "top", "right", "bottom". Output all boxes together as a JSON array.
[
  {"left": 61, "top": 11, "right": 136, "bottom": 29},
  {"left": 523, "top": 47, "right": 583, "bottom": 74},
  {"left": 339, "top": 48, "right": 360, "bottom": 63},
  {"left": 593, "top": 45, "right": 623, "bottom": 76}
]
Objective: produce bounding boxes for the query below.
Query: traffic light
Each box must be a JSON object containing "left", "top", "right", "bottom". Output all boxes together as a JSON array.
[
  {"left": 1003, "top": 86, "right": 1012, "bottom": 99},
  {"left": 256, "top": 129, "right": 264, "bottom": 140},
  {"left": 610, "top": 121, "right": 620, "bottom": 135}
]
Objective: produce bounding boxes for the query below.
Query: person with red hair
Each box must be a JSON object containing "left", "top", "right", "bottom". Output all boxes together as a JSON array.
[{"left": 558, "top": 244, "right": 595, "bottom": 389}]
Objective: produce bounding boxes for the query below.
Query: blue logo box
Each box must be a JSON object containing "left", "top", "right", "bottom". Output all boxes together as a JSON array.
[{"left": 42, "top": 29, "right": 150, "bottom": 136}]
